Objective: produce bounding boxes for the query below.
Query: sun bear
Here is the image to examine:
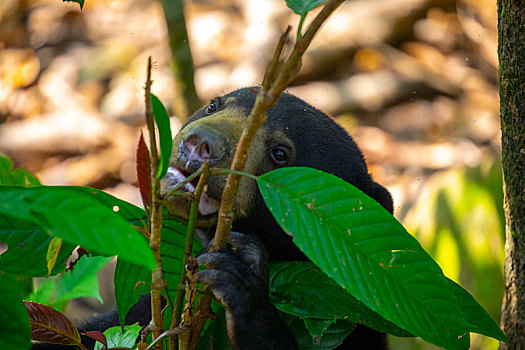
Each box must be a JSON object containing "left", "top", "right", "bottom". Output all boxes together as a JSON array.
[
  {"left": 160, "top": 87, "right": 392, "bottom": 349},
  {"left": 34, "top": 87, "right": 392, "bottom": 349}
]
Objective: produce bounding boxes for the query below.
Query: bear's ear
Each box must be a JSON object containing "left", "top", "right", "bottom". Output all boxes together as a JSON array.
[{"left": 367, "top": 181, "right": 394, "bottom": 214}]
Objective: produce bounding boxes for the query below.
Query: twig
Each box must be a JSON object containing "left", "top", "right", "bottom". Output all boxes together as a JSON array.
[
  {"left": 179, "top": 257, "right": 200, "bottom": 350},
  {"left": 212, "top": 0, "right": 345, "bottom": 251},
  {"left": 145, "top": 57, "right": 165, "bottom": 349},
  {"left": 169, "top": 162, "right": 211, "bottom": 349}
]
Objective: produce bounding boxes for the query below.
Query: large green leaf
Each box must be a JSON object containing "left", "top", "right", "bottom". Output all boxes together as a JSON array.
[
  {"left": 449, "top": 278, "right": 507, "bottom": 342},
  {"left": 0, "top": 187, "right": 145, "bottom": 276},
  {"left": 151, "top": 93, "right": 173, "bottom": 180},
  {"left": 269, "top": 261, "right": 411, "bottom": 337},
  {"left": 0, "top": 186, "right": 154, "bottom": 269},
  {"left": 0, "top": 273, "right": 31, "bottom": 350},
  {"left": 258, "top": 167, "right": 473, "bottom": 349},
  {"left": 0, "top": 224, "right": 76, "bottom": 277}
]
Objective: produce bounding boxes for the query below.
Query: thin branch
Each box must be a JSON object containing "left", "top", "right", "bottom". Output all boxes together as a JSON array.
[
  {"left": 212, "top": 0, "right": 345, "bottom": 251},
  {"left": 262, "top": 25, "right": 292, "bottom": 90},
  {"left": 170, "top": 162, "right": 211, "bottom": 349},
  {"left": 145, "top": 57, "right": 165, "bottom": 349},
  {"left": 179, "top": 256, "right": 200, "bottom": 350}
]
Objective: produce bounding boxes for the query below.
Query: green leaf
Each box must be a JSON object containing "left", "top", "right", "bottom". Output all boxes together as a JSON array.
[
  {"left": 285, "top": 0, "right": 326, "bottom": 15},
  {"left": 93, "top": 325, "right": 141, "bottom": 350},
  {"left": 269, "top": 261, "right": 411, "bottom": 337},
  {"left": 449, "top": 278, "right": 507, "bottom": 342},
  {"left": 151, "top": 93, "right": 173, "bottom": 180},
  {"left": 0, "top": 187, "right": 144, "bottom": 277},
  {"left": 258, "top": 167, "right": 470, "bottom": 349},
  {"left": 0, "top": 156, "right": 41, "bottom": 187},
  {"left": 53, "top": 255, "right": 112, "bottom": 307},
  {"left": 302, "top": 318, "right": 337, "bottom": 344},
  {"left": 0, "top": 224, "right": 76, "bottom": 277},
  {"left": 62, "top": 0, "right": 84, "bottom": 10},
  {"left": 114, "top": 258, "right": 151, "bottom": 326},
  {"left": 0, "top": 186, "right": 154, "bottom": 270},
  {"left": 114, "top": 216, "right": 202, "bottom": 325},
  {"left": 28, "top": 279, "right": 56, "bottom": 305},
  {"left": 0, "top": 273, "right": 31, "bottom": 350},
  {"left": 282, "top": 313, "right": 356, "bottom": 350}
]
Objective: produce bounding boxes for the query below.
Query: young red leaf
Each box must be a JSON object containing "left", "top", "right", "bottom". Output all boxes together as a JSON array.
[
  {"left": 84, "top": 331, "right": 108, "bottom": 350},
  {"left": 25, "top": 301, "right": 81, "bottom": 346},
  {"left": 136, "top": 132, "right": 152, "bottom": 209}
]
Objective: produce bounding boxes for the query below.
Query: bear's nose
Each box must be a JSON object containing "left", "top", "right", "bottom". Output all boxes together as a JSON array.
[
  {"left": 177, "top": 126, "right": 226, "bottom": 172},
  {"left": 184, "top": 135, "right": 212, "bottom": 159}
]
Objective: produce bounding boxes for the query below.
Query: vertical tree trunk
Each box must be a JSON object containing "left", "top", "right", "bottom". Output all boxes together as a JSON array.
[{"left": 498, "top": 1, "right": 525, "bottom": 349}]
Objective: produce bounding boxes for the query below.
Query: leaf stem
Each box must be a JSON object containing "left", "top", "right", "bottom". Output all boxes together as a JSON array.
[
  {"left": 210, "top": 167, "right": 260, "bottom": 181},
  {"left": 297, "top": 14, "right": 306, "bottom": 40}
]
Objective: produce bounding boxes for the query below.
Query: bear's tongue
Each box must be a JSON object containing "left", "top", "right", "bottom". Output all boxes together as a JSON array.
[{"left": 161, "top": 167, "right": 220, "bottom": 216}]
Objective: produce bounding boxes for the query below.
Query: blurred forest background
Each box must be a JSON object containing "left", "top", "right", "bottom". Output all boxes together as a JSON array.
[{"left": 0, "top": 0, "right": 503, "bottom": 349}]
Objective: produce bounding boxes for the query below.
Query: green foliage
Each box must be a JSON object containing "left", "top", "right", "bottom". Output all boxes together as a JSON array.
[
  {"left": 28, "top": 255, "right": 111, "bottom": 312},
  {"left": 282, "top": 313, "right": 355, "bottom": 349},
  {"left": 402, "top": 160, "right": 505, "bottom": 348},
  {"left": 114, "top": 217, "right": 202, "bottom": 325},
  {"left": 93, "top": 325, "right": 142, "bottom": 350},
  {"left": 0, "top": 273, "right": 31, "bottom": 350},
  {"left": 0, "top": 153, "right": 504, "bottom": 349},
  {"left": 0, "top": 156, "right": 41, "bottom": 187},
  {"left": 258, "top": 167, "right": 504, "bottom": 349},
  {"left": 151, "top": 93, "right": 173, "bottom": 180},
  {"left": 0, "top": 186, "right": 154, "bottom": 270},
  {"left": 0, "top": 221, "right": 77, "bottom": 277},
  {"left": 55, "top": 256, "right": 111, "bottom": 307},
  {"left": 269, "top": 261, "right": 411, "bottom": 337},
  {"left": 285, "top": 0, "right": 327, "bottom": 15}
]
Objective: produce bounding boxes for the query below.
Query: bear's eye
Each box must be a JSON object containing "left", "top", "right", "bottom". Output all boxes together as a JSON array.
[
  {"left": 205, "top": 99, "right": 219, "bottom": 115},
  {"left": 270, "top": 147, "right": 288, "bottom": 165}
]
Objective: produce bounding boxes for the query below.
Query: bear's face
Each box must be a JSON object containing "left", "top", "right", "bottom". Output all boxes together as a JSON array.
[{"left": 161, "top": 87, "right": 392, "bottom": 259}]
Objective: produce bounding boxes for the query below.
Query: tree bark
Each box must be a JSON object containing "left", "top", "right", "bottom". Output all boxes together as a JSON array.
[{"left": 498, "top": 1, "right": 525, "bottom": 349}]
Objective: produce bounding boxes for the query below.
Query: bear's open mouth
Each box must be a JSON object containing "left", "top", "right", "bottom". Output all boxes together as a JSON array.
[{"left": 161, "top": 166, "right": 221, "bottom": 217}]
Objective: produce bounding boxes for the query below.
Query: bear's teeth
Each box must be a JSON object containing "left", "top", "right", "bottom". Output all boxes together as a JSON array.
[
  {"left": 160, "top": 167, "right": 196, "bottom": 196},
  {"left": 198, "top": 192, "right": 220, "bottom": 215}
]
